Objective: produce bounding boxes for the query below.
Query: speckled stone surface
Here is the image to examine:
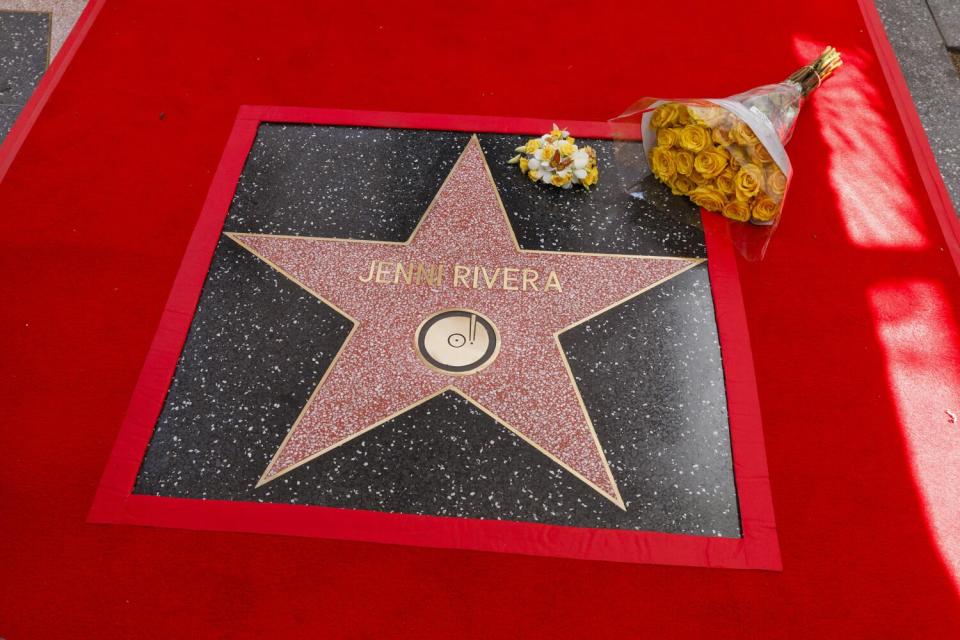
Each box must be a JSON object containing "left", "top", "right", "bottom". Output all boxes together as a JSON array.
[
  {"left": 876, "top": 0, "right": 960, "bottom": 213},
  {"left": 0, "top": 1, "right": 86, "bottom": 59},
  {"left": 928, "top": 0, "right": 960, "bottom": 50},
  {"left": 0, "top": 10, "right": 49, "bottom": 105},
  {"left": 0, "top": 103, "right": 17, "bottom": 138},
  {"left": 133, "top": 125, "right": 739, "bottom": 537}
]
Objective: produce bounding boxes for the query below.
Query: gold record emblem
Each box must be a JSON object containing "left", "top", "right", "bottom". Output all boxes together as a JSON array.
[{"left": 415, "top": 309, "right": 500, "bottom": 375}]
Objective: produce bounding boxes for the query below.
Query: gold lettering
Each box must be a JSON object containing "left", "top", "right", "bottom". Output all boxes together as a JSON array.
[
  {"left": 395, "top": 262, "right": 413, "bottom": 285},
  {"left": 414, "top": 264, "right": 428, "bottom": 285},
  {"left": 361, "top": 260, "right": 558, "bottom": 293},
  {"left": 453, "top": 265, "right": 470, "bottom": 288},
  {"left": 502, "top": 268, "right": 520, "bottom": 291},
  {"left": 481, "top": 266, "right": 501, "bottom": 289},
  {"left": 416, "top": 263, "right": 444, "bottom": 287},
  {"left": 359, "top": 259, "right": 376, "bottom": 283},
  {"left": 375, "top": 261, "right": 392, "bottom": 283},
  {"left": 521, "top": 268, "right": 539, "bottom": 291},
  {"left": 544, "top": 270, "right": 562, "bottom": 292}
]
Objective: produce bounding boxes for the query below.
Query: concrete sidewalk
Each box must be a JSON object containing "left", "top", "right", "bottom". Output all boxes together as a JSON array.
[{"left": 876, "top": 0, "right": 960, "bottom": 214}]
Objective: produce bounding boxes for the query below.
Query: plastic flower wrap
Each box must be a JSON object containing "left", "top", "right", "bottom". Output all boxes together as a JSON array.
[
  {"left": 508, "top": 125, "right": 599, "bottom": 189},
  {"left": 611, "top": 47, "right": 842, "bottom": 258}
]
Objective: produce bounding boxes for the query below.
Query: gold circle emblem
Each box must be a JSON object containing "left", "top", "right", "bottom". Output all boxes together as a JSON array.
[{"left": 415, "top": 309, "right": 500, "bottom": 375}]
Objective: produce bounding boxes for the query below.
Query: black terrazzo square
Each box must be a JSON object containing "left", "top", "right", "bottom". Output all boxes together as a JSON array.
[{"left": 133, "top": 124, "right": 741, "bottom": 538}]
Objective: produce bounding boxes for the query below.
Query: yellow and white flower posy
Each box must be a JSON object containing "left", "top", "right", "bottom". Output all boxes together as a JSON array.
[{"left": 508, "top": 125, "right": 599, "bottom": 190}]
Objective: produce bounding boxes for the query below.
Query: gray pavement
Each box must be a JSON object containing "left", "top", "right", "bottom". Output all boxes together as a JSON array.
[
  {"left": 927, "top": 0, "right": 960, "bottom": 50},
  {"left": 876, "top": 0, "right": 960, "bottom": 214}
]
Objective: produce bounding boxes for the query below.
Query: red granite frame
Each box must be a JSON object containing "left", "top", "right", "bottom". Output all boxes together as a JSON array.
[{"left": 88, "top": 106, "right": 780, "bottom": 570}]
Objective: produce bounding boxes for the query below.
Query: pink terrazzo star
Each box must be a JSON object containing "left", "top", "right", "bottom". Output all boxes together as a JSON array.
[{"left": 228, "top": 136, "right": 701, "bottom": 508}]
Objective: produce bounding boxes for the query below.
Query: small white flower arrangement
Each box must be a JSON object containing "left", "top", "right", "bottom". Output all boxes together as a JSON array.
[{"left": 508, "top": 125, "right": 599, "bottom": 190}]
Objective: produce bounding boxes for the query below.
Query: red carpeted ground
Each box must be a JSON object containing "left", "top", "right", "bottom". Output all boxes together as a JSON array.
[{"left": 2, "top": 0, "right": 959, "bottom": 637}]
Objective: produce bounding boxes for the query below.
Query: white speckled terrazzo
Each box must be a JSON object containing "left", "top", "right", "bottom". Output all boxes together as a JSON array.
[{"left": 134, "top": 125, "right": 740, "bottom": 537}]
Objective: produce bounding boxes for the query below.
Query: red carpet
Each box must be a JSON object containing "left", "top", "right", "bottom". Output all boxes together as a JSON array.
[{"left": 2, "top": 0, "right": 959, "bottom": 637}]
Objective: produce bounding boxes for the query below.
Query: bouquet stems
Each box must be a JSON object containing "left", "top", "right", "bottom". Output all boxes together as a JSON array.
[{"left": 787, "top": 46, "right": 843, "bottom": 97}]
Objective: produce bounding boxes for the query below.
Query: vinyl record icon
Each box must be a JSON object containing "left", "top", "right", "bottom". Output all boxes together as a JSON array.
[{"left": 415, "top": 309, "right": 499, "bottom": 375}]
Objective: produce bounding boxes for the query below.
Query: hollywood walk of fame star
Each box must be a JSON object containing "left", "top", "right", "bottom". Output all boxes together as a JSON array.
[{"left": 227, "top": 136, "right": 701, "bottom": 508}]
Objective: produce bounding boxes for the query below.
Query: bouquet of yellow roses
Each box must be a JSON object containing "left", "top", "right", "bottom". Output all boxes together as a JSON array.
[{"left": 612, "top": 47, "right": 841, "bottom": 254}]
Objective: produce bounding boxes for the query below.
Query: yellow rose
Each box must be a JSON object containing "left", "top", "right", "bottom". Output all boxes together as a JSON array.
[
  {"left": 689, "top": 105, "right": 727, "bottom": 128},
  {"left": 650, "top": 102, "right": 680, "bottom": 129},
  {"left": 767, "top": 167, "right": 787, "bottom": 199},
  {"left": 751, "top": 194, "right": 780, "bottom": 222},
  {"left": 729, "top": 148, "right": 753, "bottom": 175},
  {"left": 519, "top": 157, "right": 529, "bottom": 173},
  {"left": 734, "top": 164, "right": 764, "bottom": 201},
  {"left": 715, "top": 169, "right": 736, "bottom": 195},
  {"left": 679, "top": 125, "right": 710, "bottom": 153},
  {"left": 559, "top": 141, "right": 576, "bottom": 156},
  {"left": 675, "top": 150, "right": 694, "bottom": 176},
  {"left": 676, "top": 104, "right": 693, "bottom": 125},
  {"left": 750, "top": 143, "right": 773, "bottom": 164},
  {"left": 712, "top": 126, "right": 735, "bottom": 147},
  {"left": 732, "top": 120, "right": 759, "bottom": 146},
  {"left": 527, "top": 169, "right": 541, "bottom": 182},
  {"left": 670, "top": 175, "right": 695, "bottom": 195},
  {"left": 649, "top": 147, "right": 677, "bottom": 182},
  {"left": 689, "top": 170, "right": 709, "bottom": 185},
  {"left": 524, "top": 139, "right": 542, "bottom": 154},
  {"left": 541, "top": 145, "right": 555, "bottom": 162},
  {"left": 693, "top": 148, "right": 729, "bottom": 179},
  {"left": 722, "top": 201, "right": 751, "bottom": 222},
  {"left": 656, "top": 128, "right": 679, "bottom": 148},
  {"left": 689, "top": 186, "right": 726, "bottom": 212},
  {"left": 551, "top": 173, "right": 572, "bottom": 187}
]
